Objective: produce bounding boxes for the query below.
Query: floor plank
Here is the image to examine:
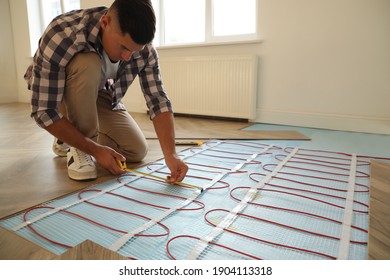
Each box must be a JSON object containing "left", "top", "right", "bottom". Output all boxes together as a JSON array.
[
  {"left": 369, "top": 161, "right": 390, "bottom": 259},
  {"left": 0, "top": 227, "right": 55, "bottom": 260},
  {"left": 54, "top": 240, "right": 128, "bottom": 260}
]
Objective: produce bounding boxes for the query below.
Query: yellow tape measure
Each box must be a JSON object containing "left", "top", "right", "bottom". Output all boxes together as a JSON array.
[{"left": 116, "top": 160, "right": 203, "bottom": 192}]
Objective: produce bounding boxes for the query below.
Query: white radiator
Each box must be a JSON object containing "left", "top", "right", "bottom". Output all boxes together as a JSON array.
[{"left": 159, "top": 55, "right": 258, "bottom": 120}]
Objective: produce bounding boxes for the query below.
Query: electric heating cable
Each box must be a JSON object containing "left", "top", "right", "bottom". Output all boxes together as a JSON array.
[
  {"left": 78, "top": 188, "right": 205, "bottom": 211},
  {"left": 238, "top": 150, "right": 368, "bottom": 244},
  {"left": 244, "top": 179, "right": 368, "bottom": 213},
  {"left": 229, "top": 186, "right": 368, "bottom": 236},
  {"left": 275, "top": 154, "right": 370, "bottom": 167},
  {"left": 23, "top": 205, "right": 170, "bottom": 249},
  {"left": 11, "top": 173, "right": 145, "bottom": 232},
  {"left": 255, "top": 188, "right": 366, "bottom": 213},
  {"left": 205, "top": 209, "right": 338, "bottom": 259},
  {"left": 166, "top": 235, "right": 262, "bottom": 260},
  {"left": 181, "top": 144, "right": 370, "bottom": 259},
  {"left": 258, "top": 151, "right": 369, "bottom": 214},
  {"left": 111, "top": 142, "right": 272, "bottom": 254},
  {"left": 109, "top": 141, "right": 224, "bottom": 252},
  {"left": 284, "top": 146, "right": 390, "bottom": 161},
  {"left": 183, "top": 146, "right": 297, "bottom": 260},
  {"left": 262, "top": 163, "right": 368, "bottom": 178},
  {"left": 249, "top": 172, "right": 369, "bottom": 192}
]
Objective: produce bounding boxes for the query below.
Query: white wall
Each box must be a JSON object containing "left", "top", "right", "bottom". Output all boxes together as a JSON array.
[
  {"left": 256, "top": 0, "right": 390, "bottom": 134},
  {"left": 6, "top": 0, "right": 390, "bottom": 134},
  {"left": 8, "top": 0, "right": 38, "bottom": 104},
  {"left": 0, "top": 0, "right": 18, "bottom": 103}
]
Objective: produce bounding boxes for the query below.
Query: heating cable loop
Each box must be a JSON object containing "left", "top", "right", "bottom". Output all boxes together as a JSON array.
[
  {"left": 337, "top": 154, "right": 357, "bottom": 260},
  {"left": 185, "top": 147, "right": 299, "bottom": 260},
  {"left": 11, "top": 175, "right": 143, "bottom": 232}
]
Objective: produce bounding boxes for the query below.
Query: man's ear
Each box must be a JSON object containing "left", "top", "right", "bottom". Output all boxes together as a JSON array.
[{"left": 100, "top": 15, "right": 110, "bottom": 30}]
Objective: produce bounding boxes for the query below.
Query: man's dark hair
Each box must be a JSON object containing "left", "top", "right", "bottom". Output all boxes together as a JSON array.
[{"left": 111, "top": 0, "right": 156, "bottom": 45}]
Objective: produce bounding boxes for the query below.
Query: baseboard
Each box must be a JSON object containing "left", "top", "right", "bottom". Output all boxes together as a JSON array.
[
  {"left": 255, "top": 109, "right": 390, "bottom": 135},
  {"left": 0, "top": 96, "right": 18, "bottom": 103}
]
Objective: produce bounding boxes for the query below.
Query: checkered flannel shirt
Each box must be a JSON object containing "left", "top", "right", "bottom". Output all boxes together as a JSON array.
[{"left": 25, "top": 7, "right": 172, "bottom": 128}]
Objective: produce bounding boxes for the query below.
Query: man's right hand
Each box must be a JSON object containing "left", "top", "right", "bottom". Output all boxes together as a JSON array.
[{"left": 89, "top": 143, "right": 126, "bottom": 175}]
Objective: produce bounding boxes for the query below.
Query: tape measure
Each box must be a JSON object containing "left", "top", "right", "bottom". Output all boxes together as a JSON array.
[
  {"left": 116, "top": 160, "right": 203, "bottom": 192},
  {"left": 175, "top": 141, "right": 203, "bottom": 146}
]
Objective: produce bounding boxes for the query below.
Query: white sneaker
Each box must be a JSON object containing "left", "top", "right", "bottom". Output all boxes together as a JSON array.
[
  {"left": 52, "top": 138, "right": 70, "bottom": 157},
  {"left": 67, "top": 147, "right": 97, "bottom": 181}
]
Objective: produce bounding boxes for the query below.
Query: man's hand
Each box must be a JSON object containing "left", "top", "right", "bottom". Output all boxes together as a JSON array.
[
  {"left": 165, "top": 154, "right": 189, "bottom": 183},
  {"left": 90, "top": 143, "right": 126, "bottom": 175}
]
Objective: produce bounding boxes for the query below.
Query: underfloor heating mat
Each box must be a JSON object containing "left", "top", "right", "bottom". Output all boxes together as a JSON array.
[{"left": 2, "top": 140, "right": 389, "bottom": 260}]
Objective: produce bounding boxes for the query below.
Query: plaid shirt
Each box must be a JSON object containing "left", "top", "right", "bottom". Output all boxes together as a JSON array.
[{"left": 25, "top": 7, "right": 172, "bottom": 128}]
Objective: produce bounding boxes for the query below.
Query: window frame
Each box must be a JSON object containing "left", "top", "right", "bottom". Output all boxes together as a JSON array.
[{"left": 153, "top": 0, "right": 261, "bottom": 49}]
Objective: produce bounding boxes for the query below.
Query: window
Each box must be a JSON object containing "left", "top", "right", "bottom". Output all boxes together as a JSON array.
[
  {"left": 151, "top": 0, "right": 258, "bottom": 47},
  {"left": 162, "top": 0, "right": 205, "bottom": 45}
]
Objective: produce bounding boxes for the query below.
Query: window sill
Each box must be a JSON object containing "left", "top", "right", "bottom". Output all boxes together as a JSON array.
[{"left": 155, "top": 38, "right": 263, "bottom": 50}]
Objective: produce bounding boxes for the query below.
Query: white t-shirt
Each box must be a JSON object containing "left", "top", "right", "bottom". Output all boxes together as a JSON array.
[{"left": 99, "top": 49, "right": 120, "bottom": 90}]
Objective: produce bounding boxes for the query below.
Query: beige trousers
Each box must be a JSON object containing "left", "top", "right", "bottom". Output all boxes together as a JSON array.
[{"left": 63, "top": 52, "right": 148, "bottom": 162}]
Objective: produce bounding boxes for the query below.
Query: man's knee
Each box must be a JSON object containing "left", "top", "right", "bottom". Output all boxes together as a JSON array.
[
  {"left": 121, "top": 141, "right": 148, "bottom": 163},
  {"left": 98, "top": 132, "right": 148, "bottom": 162}
]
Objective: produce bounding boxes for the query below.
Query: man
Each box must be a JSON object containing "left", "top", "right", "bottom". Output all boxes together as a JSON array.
[{"left": 24, "top": 0, "right": 188, "bottom": 182}]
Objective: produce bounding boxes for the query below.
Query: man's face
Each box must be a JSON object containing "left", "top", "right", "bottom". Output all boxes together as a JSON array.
[{"left": 100, "top": 14, "right": 145, "bottom": 62}]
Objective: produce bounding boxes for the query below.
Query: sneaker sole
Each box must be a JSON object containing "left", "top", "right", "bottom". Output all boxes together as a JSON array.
[
  {"left": 53, "top": 147, "right": 69, "bottom": 157},
  {"left": 68, "top": 169, "right": 97, "bottom": 181}
]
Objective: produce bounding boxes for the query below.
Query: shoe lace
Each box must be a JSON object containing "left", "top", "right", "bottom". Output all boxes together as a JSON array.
[{"left": 75, "top": 149, "right": 94, "bottom": 167}]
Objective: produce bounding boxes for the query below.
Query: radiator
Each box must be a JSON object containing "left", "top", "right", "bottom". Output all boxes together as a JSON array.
[{"left": 159, "top": 55, "right": 258, "bottom": 120}]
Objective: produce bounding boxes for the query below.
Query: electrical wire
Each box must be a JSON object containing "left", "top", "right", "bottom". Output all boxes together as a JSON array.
[
  {"left": 78, "top": 188, "right": 204, "bottom": 212},
  {"left": 229, "top": 186, "right": 368, "bottom": 235},
  {"left": 205, "top": 209, "right": 338, "bottom": 259},
  {"left": 249, "top": 172, "right": 369, "bottom": 193}
]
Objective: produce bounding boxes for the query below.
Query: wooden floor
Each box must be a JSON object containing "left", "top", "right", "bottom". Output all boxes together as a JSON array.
[
  {"left": 369, "top": 161, "right": 390, "bottom": 259},
  {"left": 0, "top": 103, "right": 389, "bottom": 260}
]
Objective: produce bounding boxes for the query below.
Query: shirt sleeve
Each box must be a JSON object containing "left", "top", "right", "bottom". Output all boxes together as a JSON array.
[
  {"left": 30, "top": 54, "right": 66, "bottom": 128},
  {"left": 138, "top": 45, "right": 173, "bottom": 120},
  {"left": 29, "top": 19, "right": 80, "bottom": 128}
]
